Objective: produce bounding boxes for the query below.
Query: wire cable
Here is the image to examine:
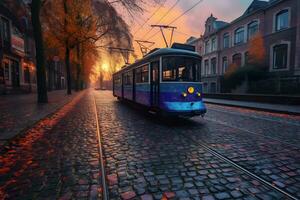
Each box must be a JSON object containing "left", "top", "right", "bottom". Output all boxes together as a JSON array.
[{"left": 146, "top": 0, "right": 203, "bottom": 41}]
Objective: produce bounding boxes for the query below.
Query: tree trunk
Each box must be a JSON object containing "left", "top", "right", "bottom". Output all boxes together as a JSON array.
[
  {"left": 65, "top": 45, "right": 72, "bottom": 95},
  {"left": 31, "top": 0, "right": 48, "bottom": 103},
  {"left": 75, "top": 43, "right": 81, "bottom": 91},
  {"left": 63, "top": 0, "right": 72, "bottom": 95}
]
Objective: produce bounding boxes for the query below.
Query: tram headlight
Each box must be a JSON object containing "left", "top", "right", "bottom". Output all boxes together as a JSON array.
[
  {"left": 182, "top": 92, "right": 187, "bottom": 97},
  {"left": 197, "top": 92, "right": 201, "bottom": 97},
  {"left": 188, "top": 87, "right": 195, "bottom": 94}
]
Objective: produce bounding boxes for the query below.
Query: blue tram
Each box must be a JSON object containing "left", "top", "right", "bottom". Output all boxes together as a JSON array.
[{"left": 112, "top": 43, "right": 206, "bottom": 117}]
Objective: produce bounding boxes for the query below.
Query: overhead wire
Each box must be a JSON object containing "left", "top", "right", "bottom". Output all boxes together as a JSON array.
[
  {"left": 146, "top": 0, "right": 204, "bottom": 41},
  {"left": 133, "top": 2, "right": 165, "bottom": 36},
  {"left": 140, "top": 0, "right": 181, "bottom": 39}
]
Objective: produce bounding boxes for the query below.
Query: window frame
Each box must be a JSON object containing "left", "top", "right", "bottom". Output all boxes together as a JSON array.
[
  {"left": 135, "top": 64, "right": 149, "bottom": 84},
  {"left": 162, "top": 56, "right": 201, "bottom": 82},
  {"left": 223, "top": 33, "right": 230, "bottom": 49},
  {"left": 270, "top": 41, "right": 290, "bottom": 72},
  {"left": 247, "top": 20, "right": 259, "bottom": 40},
  {"left": 275, "top": 9, "right": 290, "bottom": 32},
  {"left": 211, "top": 37, "right": 217, "bottom": 52},
  {"left": 205, "top": 40, "right": 210, "bottom": 54},
  {"left": 210, "top": 57, "right": 217, "bottom": 75},
  {"left": 232, "top": 53, "right": 242, "bottom": 67},
  {"left": 234, "top": 27, "right": 245, "bottom": 45}
]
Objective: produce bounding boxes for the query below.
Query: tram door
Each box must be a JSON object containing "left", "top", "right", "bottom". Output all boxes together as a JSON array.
[{"left": 150, "top": 61, "right": 159, "bottom": 107}]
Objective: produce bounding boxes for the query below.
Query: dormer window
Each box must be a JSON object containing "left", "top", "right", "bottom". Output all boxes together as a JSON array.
[{"left": 276, "top": 9, "right": 289, "bottom": 31}]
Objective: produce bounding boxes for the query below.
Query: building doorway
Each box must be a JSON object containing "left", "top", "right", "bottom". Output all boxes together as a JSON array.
[{"left": 11, "top": 60, "right": 20, "bottom": 87}]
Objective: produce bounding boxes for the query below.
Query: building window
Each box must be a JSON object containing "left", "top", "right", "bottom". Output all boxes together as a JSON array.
[
  {"left": 24, "top": 67, "right": 30, "bottom": 83},
  {"left": 248, "top": 21, "right": 259, "bottom": 39},
  {"left": 232, "top": 53, "right": 242, "bottom": 67},
  {"left": 276, "top": 9, "right": 289, "bottom": 31},
  {"left": 204, "top": 60, "right": 209, "bottom": 75},
  {"left": 211, "top": 58, "right": 217, "bottom": 74},
  {"left": 211, "top": 37, "right": 217, "bottom": 52},
  {"left": 273, "top": 44, "right": 288, "bottom": 70},
  {"left": 222, "top": 57, "right": 228, "bottom": 73},
  {"left": 1, "top": 17, "right": 10, "bottom": 42},
  {"left": 223, "top": 33, "right": 229, "bottom": 49},
  {"left": 205, "top": 41, "right": 210, "bottom": 54},
  {"left": 234, "top": 27, "right": 244, "bottom": 45}
]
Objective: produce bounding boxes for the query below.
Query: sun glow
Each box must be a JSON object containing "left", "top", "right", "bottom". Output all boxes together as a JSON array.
[{"left": 101, "top": 63, "right": 109, "bottom": 72}]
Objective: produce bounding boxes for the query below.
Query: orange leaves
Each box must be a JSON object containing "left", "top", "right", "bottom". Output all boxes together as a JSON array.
[{"left": 248, "top": 33, "right": 266, "bottom": 66}]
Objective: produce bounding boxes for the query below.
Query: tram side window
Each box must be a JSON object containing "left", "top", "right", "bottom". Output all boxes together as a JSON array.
[
  {"left": 135, "top": 65, "right": 149, "bottom": 83},
  {"left": 114, "top": 75, "right": 121, "bottom": 86},
  {"left": 124, "top": 72, "right": 132, "bottom": 85},
  {"left": 163, "top": 57, "right": 200, "bottom": 82}
]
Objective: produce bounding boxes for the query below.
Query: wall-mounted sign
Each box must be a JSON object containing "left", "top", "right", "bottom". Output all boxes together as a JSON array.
[{"left": 11, "top": 34, "right": 25, "bottom": 55}]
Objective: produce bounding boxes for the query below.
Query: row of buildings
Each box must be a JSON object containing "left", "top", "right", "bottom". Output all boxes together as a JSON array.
[
  {"left": 0, "top": 1, "right": 66, "bottom": 94},
  {"left": 186, "top": 0, "right": 300, "bottom": 94}
]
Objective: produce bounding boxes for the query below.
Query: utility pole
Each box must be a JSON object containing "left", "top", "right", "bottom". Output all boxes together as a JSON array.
[
  {"left": 151, "top": 25, "right": 177, "bottom": 47},
  {"left": 135, "top": 40, "right": 155, "bottom": 57},
  {"left": 107, "top": 47, "right": 134, "bottom": 65}
]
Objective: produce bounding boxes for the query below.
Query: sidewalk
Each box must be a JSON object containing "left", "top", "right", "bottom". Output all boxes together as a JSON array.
[
  {"left": 0, "top": 90, "right": 80, "bottom": 144},
  {"left": 203, "top": 98, "right": 300, "bottom": 115}
]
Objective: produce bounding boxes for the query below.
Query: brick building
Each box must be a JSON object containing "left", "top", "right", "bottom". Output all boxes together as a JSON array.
[
  {"left": 187, "top": 0, "right": 300, "bottom": 94},
  {"left": 0, "top": 3, "right": 36, "bottom": 94}
]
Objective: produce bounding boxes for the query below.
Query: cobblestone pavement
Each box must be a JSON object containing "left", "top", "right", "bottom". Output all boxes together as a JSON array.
[
  {"left": 1, "top": 90, "right": 299, "bottom": 200},
  {"left": 94, "top": 91, "right": 291, "bottom": 200},
  {"left": 0, "top": 91, "right": 103, "bottom": 199},
  {"left": 0, "top": 90, "right": 79, "bottom": 142}
]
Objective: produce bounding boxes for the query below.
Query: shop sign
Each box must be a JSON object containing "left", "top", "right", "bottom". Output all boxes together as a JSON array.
[{"left": 11, "top": 34, "right": 25, "bottom": 55}]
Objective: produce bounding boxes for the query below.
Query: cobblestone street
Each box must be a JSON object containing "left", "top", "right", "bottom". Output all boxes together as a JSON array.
[
  {"left": 94, "top": 91, "right": 300, "bottom": 200},
  {"left": 1, "top": 90, "right": 300, "bottom": 200}
]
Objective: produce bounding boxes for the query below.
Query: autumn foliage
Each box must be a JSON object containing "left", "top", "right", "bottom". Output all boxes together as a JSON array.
[{"left": 248, "top": 33, "right": 266, "bottom": 66}]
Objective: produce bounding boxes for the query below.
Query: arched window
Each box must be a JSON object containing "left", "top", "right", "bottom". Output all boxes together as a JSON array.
[
  {"left": 232, "top": 53, "right": 242, "bottom": 67},
  {"left": 276, "top": 9, "right": 289, "bottom": 31},
  {"left": 223, "top": 33, "right": 230, "bottom": 48},
  {"left": 234, "top": 27, "right": 244, "bottom": 45},
  {"left": 222, "top": 57, "right": 228, "bottom": 73},
  {"left": 248, "top": 21, "right": 259, "bottom": 39}
]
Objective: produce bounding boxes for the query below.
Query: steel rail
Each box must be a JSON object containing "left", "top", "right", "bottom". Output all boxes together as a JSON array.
[
  {"left": 182, "top": 133, "right": 299, "bottom": 200},
  {"left": 203, "top": 116, "right": 300, "bottom": 149},
  {"left": 93, "top": 95, "right": 109, "bottom": 200}
]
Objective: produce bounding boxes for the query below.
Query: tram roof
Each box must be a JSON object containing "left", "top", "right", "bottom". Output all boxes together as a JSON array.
[{"left": 115, "top": 48, "right": 201, "bottom": 74}]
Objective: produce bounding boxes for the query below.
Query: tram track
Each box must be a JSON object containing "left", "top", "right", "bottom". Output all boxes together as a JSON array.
[
  {"left": 206, "top": 106, "right": 300, "bottom": 127},
  {"left": 93, "top": 96, "right": 109, "bottom": 200},
  {"left": 181, "top": 132, "right": 299, "bottom": 200},
  {"left": 202, "top": 116, "right": 300, "bottom": 149}
]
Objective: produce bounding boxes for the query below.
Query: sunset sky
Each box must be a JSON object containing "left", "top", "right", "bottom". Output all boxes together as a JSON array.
[{"left": 127, "top": 0, "right": 260, "bottom": 58}]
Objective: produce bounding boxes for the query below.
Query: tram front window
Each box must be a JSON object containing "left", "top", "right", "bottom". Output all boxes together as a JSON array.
[{"left": 162, "top": 56, "right": 200, "bottom": 82}]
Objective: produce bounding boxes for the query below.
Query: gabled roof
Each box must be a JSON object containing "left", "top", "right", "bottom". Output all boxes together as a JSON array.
[
  {"left": 243, "top": 0, "right": 269, "bottom": 15},
  {"left": 214, "top": 21, "right": 229, "bottom": 30}
]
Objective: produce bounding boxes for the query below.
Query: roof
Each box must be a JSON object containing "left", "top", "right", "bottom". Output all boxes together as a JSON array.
[
  {"left": 115, "top": 47, "right": 201, "bottom": 74},
  {"left": 214, "top": 21, "right": 229, "bottom": 30},
  {"left": 243, "top": 0, "right": 269, "bottom": 15}
]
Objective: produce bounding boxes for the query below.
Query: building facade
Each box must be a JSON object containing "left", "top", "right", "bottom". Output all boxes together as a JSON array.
[
  {"left": 187, "top": 0, "right": 300, "bottom": 94},
  {"left": 0, "top": 3, "right": 36, "bottom": 94}
]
